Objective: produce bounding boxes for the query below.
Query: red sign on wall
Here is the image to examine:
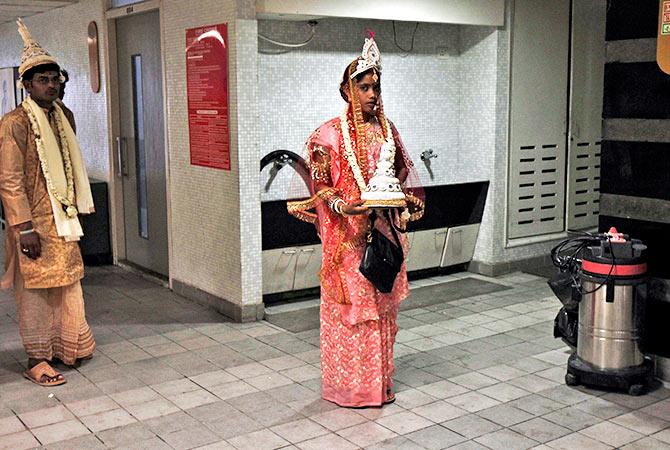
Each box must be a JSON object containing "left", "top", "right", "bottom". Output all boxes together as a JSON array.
[{"left": 185, "top": 23, "right": 230, "bottom": 170}]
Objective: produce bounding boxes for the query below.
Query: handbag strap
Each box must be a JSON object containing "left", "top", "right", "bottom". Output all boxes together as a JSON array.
[
  {"left": 368, "top": 210, "right": 402, "bottom": 248},
  {"left": 383, "top": 210, "right": 403, "bottom": 248}
]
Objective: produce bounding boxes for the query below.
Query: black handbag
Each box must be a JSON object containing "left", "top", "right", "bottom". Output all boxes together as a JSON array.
[{"left": 359, "top": 210, "right": 404, "bottom": 293}]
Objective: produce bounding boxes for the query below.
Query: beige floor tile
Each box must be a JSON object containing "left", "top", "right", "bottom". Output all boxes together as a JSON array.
[
  {"left": 375, "top": 411, "right": 434, "bottom": 435},
  {"left": 411, "top": 400, "right": 468, "bottom": 423},
  {"left": 227, "top": 429, "right": 289, "bottom": 450},
  {"left": 0, "top": 431, "right": 40, "bottom": 450},
  {"left": 125, "top": 398, "right": 180, "bottom": 421},
  {"left": 478, "top": 383, "right": 530, "bottom": 402},
  {"left": 189, "top": 370, "right": 238, "bottom": 388},
  {"left": 394, "top": 388, "right": 437, "bottom": 409},
  {"left": 245, "top": 372, "right": 294, "bottom": 390},
  {"left": 110, "top": 387, "right": 161, "bottom": 407},
  {"left": 474, "top": 428, "right": 538, "bottom": 450},
  {"left": 296, "top": 433, "right": 359, "bottom": 450},
  {"left": 611, "top": 411, "right": 670, "bottom": 435},
  {"left": 449, "top": 372, "right": 499, "bottom": 390},
  {"left": 168, "top": 389, "right": 219, "bottom": 410},
  {"left": 66, "top": 396, "right": 119, "bottom": 417},
  {"left": 0, "top": 415, "right": 25, "bottom": 436},
  {"left": 80, "top": 408, "right": 137, "bottom": 432},
  {"left": 580, "top": 421, "right": 644, "bottom": 448},
  {"left": 270, "top": 418, "right": 329, "bottom": 444},
  {"left": 311, "top": 408, "right": 368, "bottom": 431},
  {"left": 546, "top": 432, "right": 614, "bottom": 450},
  {"left": 337, "top": 421, "right": 398, "bottom": 447},
  {"left": 210, "top": 380, "right": 259, "bottom": 400},
  {"left": 31, "top": 419, "right": 90, "bottom": 445},
  {"left": 226, "top": 362, "right": 275, "bottom": 379},
  {"left": 620, "top": 436, "right": 670, "bottom": 450},
  {"left": 447, "top": 392, "right": 501, "bottom": 412},
  {"left": 416, "top": 380, "right": 469, "bottom": 399},
  {"left": 19, "top": 405, "right": 75, "bottom": 429},
  {"left": 654, "top": 428, "right": 670, "bottom": 444}
]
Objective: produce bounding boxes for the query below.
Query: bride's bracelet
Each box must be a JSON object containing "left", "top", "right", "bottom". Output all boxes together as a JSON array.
[
  {"left": 331, "top": 198, "right": 345, "bottom": 215},
  {"left": 316, "top": 188, "right": 347, "bottom": 215}
]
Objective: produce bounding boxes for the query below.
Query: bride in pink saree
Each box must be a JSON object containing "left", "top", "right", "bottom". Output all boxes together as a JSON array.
[{"left": 288, "top": 35, "right": 424, "bottom": 407}]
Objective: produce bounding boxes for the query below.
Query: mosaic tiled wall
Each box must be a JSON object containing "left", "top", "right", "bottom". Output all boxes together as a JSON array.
[
  {"left": 0, "top": 0, "right": 110, "bottom": 181},
  {"left": 163, "top": 0, "right": 261, "bottom": 307},
  {"left": 258, "top": 18, "right": 500, "bottom": 202}
]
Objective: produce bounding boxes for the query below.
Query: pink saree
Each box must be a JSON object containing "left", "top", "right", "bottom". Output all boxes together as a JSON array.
[{"left": 289, "top": 113, "right": 422, "bottom": 407}]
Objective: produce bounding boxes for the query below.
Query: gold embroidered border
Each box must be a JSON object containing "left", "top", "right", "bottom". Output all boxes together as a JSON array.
[
  {"left": 405, "top": 194, "right": 425, "bottom": 221},
  {"left": 340, "top": 234, "right": 367, "bottom": 251},
  {"left": 362, "top": 198, "right": 407, "bottom": 209},
  {"left": 287, "top": 188, "right": 338, "bottom": 223}
]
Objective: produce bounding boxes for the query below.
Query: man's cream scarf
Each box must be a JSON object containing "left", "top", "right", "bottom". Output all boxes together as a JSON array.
[{"left": 23, "top": 97, "right": 94, "bottom": 241}]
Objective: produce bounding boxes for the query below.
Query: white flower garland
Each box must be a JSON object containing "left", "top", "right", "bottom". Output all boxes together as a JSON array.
[
  {"left": 23, "top": 101, "right": 78, "bottom": 218},
  {"left": 339, "top": 108, "right": 395, "bottom": 194}
]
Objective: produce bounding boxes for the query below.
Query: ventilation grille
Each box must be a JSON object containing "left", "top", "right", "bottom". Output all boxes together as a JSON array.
[
  {"left": 508, "top": 142, "right": 566, "bottom": 239},
  {"left": 567, "top": 140, "right": 601, "bottom": 230}
]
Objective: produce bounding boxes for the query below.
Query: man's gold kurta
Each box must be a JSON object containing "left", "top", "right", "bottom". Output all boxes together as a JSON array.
[
  {"left": 0, "top": 106, "right": 84, "bottom": 289},
  {"left": 0, "top": 104, "right": 94, "bottom": 365}
]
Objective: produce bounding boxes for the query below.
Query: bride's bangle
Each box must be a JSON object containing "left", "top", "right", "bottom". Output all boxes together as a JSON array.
[{"left": 332, "top": 198, "right": 345, "bottom": 215}]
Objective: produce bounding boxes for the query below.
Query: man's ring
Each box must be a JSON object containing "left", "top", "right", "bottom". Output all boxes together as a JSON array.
[{"left": 21, "top": 248, "right": 29, "bottom": 254}]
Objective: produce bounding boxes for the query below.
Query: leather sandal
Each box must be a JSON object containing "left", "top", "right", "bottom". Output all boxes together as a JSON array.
[{"left": 23, "top": 361, "right": 66, "bottom": 386}]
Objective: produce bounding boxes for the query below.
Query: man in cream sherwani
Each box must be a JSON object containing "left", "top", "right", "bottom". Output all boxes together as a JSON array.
[{"left": 0, "top": 19, "right": 95, "bottom": 386}]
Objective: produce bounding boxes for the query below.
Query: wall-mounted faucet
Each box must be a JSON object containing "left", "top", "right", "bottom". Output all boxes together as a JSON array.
[
  {"left": 260, "top": 150, "right": 310, "bottom": 192},
  {"left": 420, "top": 149, "right": 437, "bottom": 180},
  {"left": 265, "top": 155, "right": 290, "bottom": 191},
  {"left": 420, "top": 149, "right": 438, "bottom": 162}
]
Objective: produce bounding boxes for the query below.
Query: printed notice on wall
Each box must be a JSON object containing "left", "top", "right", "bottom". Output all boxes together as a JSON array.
[
  {"left": 663, "top": 1, "right": 670, "bottom": 34},
  {"left": 186, "top": 23, "right": 230, "bottom": 170}
]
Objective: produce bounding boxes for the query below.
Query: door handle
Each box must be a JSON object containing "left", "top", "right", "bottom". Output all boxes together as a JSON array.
[
  {"left": 295, "top": 247, "right": 314, "bottom": 271},
  {"left": 116, "top": 137, "right": 128, "bottom": 177},
  {"left": 282, "top": 249, "right": 297, "bottom": 255}
]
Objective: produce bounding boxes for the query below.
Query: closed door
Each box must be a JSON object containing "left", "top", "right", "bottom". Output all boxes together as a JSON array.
[
  {"left": 116, "top": 11, "right": 168, "bottom": 275},
  {"left": 508, "top": 0, "right": 570, "bottom": 239}
]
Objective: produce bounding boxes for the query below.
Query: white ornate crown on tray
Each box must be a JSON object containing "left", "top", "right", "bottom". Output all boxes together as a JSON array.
[
  {"left": 360, "top": 127, "right": 406, "bottom": 209},
  {"left": 340, "top": 108, "right": 407, "bottom": 209}
]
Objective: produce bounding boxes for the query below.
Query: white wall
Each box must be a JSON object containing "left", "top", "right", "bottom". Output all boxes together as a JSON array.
[
  {"left": 0, "top": 0, "right": 110, "bottom": 182},
  {"left": 258, "top": 18, "right": 498, "bottom": 202},
  {"left": 162, "top": 0, "right": 262, "bottom": 312}
]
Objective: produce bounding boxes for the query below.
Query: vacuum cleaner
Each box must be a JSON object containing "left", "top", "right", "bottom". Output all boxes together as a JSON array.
[{"left": 550, "top": 228, "right": 652, "bottom": 395}]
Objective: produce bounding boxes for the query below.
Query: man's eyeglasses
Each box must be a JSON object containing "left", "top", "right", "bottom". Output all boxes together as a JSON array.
[{"left": 31, "top": 75, "right": 64, "bottom": 86}]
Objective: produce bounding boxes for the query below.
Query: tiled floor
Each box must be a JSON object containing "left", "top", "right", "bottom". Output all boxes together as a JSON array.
[{"left": 0, "top": 266, "right": 668, "bottom": 449}]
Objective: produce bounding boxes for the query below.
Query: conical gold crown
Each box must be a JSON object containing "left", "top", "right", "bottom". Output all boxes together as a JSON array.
[{"left": 17, "top": 18, "right": 59, "bottom": 78}]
